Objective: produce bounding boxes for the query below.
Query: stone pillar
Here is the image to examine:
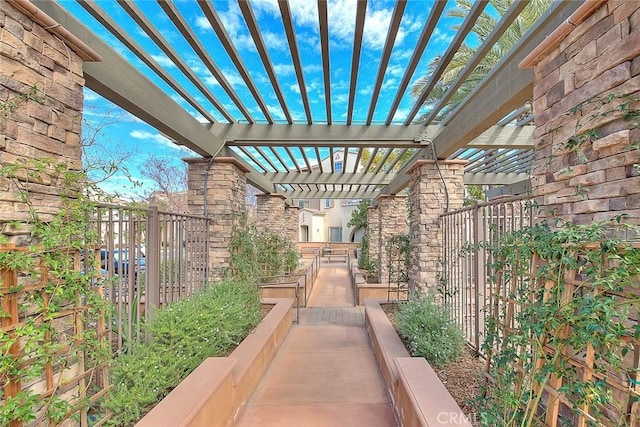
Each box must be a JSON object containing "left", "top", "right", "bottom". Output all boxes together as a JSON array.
[
  {"left": 256, "top": 193, "right": 287, "bottom": 233},
  {"left": 376, "top": 195, "right": 408, "bottom": 284},
  {"left": 521, "top": 1, "right": 640, "bottom": 224},
  {"left": 407, "top": 160, "right": 465, "bottom": 290},
  {"left": 185, "top": 157, "right": 248, "bottom": 280},
  {"left": 366, "top": 204, "right": 380, "bottom": 280},
  {"left": 285, "top": 205, "right": 299, "bottom": 246},
  {"left": 0, "top": 0, "right": 99, "bottom": 244}
]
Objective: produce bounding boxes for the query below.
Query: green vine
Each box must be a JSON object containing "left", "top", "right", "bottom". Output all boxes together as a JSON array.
[
  {"left": 227, "top": 221, "right": 301, "bottom": 283},
  {"left": 0, "top": 158, "right": 110, "bottom": 425},
  {"left": 540, "top": 93, "right": 640, "bottom": 200},
  {"left": 477, "top": 218, "right": 640, "bottom": 426},
  {"left": 1, "top": 84, "right": 46, "bottom": 119}
]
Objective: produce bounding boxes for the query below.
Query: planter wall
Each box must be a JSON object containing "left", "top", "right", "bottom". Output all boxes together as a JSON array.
[
  {"left": 137, "top": 297, "right": 294, "bottom": 427},
  {"left": 364, "top": 300, "right": 472, "bottom": 427}
]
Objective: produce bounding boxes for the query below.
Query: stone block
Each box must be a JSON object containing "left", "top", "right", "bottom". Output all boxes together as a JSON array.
[
  {"left": 575, "top": 39, "right": 598, "bottom": 65},
  {"left": 612, "top": 0, "right": 640, "bottom": 24},
  {"left": 607, "top": 166, "right": 628, "bottom": 181},
  {"left": 562, "top": 62, "right": 631, "bottom": 112},
  {"left": 596, "top": 24, "right": 622, "bottom": 57},
  {"left": 595, "top": 30, "right": 640, "bottom": 76},
  {"left": 552, "top": 164, "right": 587, "bottom": 181},
  {"left": 593, "top": 130, "right": 630, "bottom": 151},
  {"left": 588, "top": 177, "right": 640, "bottom": 199},
  {"left": 568, "top": 170, "right": 607, "bottom": 187},
  {"left": 571, "top": 199, "right": 609, "bottom": 214}
]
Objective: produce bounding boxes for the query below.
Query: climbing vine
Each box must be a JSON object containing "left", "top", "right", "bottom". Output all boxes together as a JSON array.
[
  {"left": 477, "top": 93, "right": 640, "bottom": 425},
  {"left": 0, "top": 158, "right": 110, "bottom": 425}
]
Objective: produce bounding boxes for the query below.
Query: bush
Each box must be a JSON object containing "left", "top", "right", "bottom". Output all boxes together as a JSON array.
[
  {"left": 395, "top": 293, "right": 465, "bottom": 367},
  {"left": 103, "top": 279, "right": 261, "bottom": 426}
]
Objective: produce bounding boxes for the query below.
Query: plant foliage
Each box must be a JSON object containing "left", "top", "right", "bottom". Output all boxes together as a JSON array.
[
  {"left": 478, "top": 218, "right": 640, "bottom": 426},
  {"left": 227, "top": 223, "right": 301, "bottom": 282},
  {"left": 395, "top": 292, "right": 465, "bottom": 367},
  {"left": 0, "top": 159, "right": 110, "bottom": 425},
  {"left": 103, "top": 279, "right": 261, "bottom": 426}
]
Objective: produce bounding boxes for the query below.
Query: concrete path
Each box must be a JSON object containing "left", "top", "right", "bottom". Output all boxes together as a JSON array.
[{"left": 234, "top": 261, "right": 397, "bottom": 427}]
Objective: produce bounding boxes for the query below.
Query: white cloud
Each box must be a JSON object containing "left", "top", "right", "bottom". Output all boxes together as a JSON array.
[
  {"left": 387, "top": 64, "right": 404, "bottom": 78},
  {"left": 333, "top": 93, "right": 348, "bottom": 105},
  {"left": 358, "top": 85, "right": 372, "bottom": 96},
  {"left": 129, "top": 130, "right": 179, "bottom": 150},
  {"left": 382, "top": 77, "right": 397, "bottom": 90},
  {"left": 194, "top": 15, "right": 211, "bottom": 31},
  {"left": 262, "top": 31, "right": 288, "bottom": 51},
  {"left": 289, "top": 82, "right": 301, "bottom": 94},
  {"left": 151, "top": 54, "right": 176, "bottom": 68},
  {"left": 274, "top": 63, "right": 295, "bottom": 76},
  {"left": 433, "top": 28, "right": 454, "bottom": 45},
  {"left": 303, "top": 63, "right": 323, "bottom": 74}
]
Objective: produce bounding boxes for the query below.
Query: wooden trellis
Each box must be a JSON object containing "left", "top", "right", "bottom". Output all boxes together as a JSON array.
[
  {"left": 1, "top": 244, "right": 111, "bottom": 427},
  {"left": 485, "top": 243, "right": 640, "bottom": 426}
]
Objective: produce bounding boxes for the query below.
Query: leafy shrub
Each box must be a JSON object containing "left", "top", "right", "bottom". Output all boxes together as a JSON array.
[
  {"left": 395, "top": 293, "right": 465, "bottom": 367},
  {"left": 103, "top": 279, "right": 261, "bottom": 426},
  {"left": 228, "top": 224, "right": 301, "bottom": 281}
]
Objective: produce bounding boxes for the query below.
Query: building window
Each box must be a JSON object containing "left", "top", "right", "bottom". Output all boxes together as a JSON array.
[
  {"left": 325, "top": 198, "right": 331, "bottom": 208},
  {"left": 334, "top": 161, "right": 343, "bottom": 172},
  {"left": 329, "top": 227, "right": 342, "bottom": 242},
  {"left": 298, "top": 200, "right": 310, "bottom": 208}
]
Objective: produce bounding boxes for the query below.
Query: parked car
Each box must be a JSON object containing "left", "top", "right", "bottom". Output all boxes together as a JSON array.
[{"left": 100, "top": 249, "right": 146, "bottom": 275}]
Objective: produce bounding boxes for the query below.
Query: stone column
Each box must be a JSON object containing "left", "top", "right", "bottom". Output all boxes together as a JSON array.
[
  {"left": 407, "top": 160, "right": 465, "bottom": 290},
  {"left": 285, "top": 205, "right": 299, "bottom": 247},
  {"left": 366, "top": 204, "right": 380, "bottom": 281},
  {"left": 521, "top": 2, "right": 640, "bottom": 224},
  {"left": 0, "top": 0, "right": 99, "bottom": 244},
  {"left": 256, "top": 193, "right": 287, "bottom": 234},
  {"left": 376, "top": 195, "right": 408, "bottom": 284},
  {"left": 185, "top": 157, "right": 248, "bottom": 280}
]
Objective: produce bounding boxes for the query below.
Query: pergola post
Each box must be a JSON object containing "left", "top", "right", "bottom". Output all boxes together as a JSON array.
[
  {"left": 366, "top": 204, "right": 380, "bottom": 281},
  {"left": 285, "top": 205, "right": 300, "bottom": 246},
  {"left": 185, "top": 157, "right": 248, "bottom": 281},
  {"left": 407, "top": 160, "right": 466, "bottom": 291},
  {"left": 375, "top": 195, "right": 408, "bottom": 284}
]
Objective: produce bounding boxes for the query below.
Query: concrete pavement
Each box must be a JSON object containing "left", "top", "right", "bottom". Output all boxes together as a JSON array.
[{"left": 234, "top": 261, "right": 396, "bottom": 427}]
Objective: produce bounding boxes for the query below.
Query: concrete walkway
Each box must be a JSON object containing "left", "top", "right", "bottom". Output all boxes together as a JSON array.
[{"left": 234, "top": 261, "right": 397, "bottom": 427}]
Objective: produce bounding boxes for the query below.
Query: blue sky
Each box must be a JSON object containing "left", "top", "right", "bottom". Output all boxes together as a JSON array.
[{"left": 64, "top": 0, "right": 465, "bottom": 199}]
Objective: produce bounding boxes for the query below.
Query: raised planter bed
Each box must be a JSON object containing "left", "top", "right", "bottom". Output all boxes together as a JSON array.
[
  {"left": 136, "top": 297, "right": 294, "bottom": 427},
  {"left": 364, "top": 299, "right": 472, "bottom": 427}
]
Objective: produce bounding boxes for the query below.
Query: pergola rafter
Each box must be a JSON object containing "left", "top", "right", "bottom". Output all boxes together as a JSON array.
[{"left": 33, "top": 0, "right": 583, "bottom": 201}]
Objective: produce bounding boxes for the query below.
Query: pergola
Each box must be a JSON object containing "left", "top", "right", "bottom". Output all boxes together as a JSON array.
[{"left": 36, "top": 0, "right": 581, "bottom": 202}]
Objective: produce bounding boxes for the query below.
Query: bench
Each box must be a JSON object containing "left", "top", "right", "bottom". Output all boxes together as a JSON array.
[{"left": 324, "top": 249, "right": 348, "bottom": 263}]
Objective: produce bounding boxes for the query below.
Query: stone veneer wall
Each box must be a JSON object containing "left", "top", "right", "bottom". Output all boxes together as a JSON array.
[
  {"left": 1, "top": 0, "right": 91, "bottom": 245},
  {"left": 285, "top": 205, "right": 299, "bottom": 246},
  {"left": 185, "top": 157, "right": 247, "bottom": 280},
  {"left": 523, "top": 1, "right": 640, "bottom": 224},
  {"left": 407, "top": 160, "right": 465, "bottom": 290},
  {"left": 376, "top": 195, "right": 408, "bottom": 284},
  {"left": 256, "top": 193, "right": 287, "bottom": 234},
  {"left": 366, "top": 204, "right": 380, "bottom": 280}
]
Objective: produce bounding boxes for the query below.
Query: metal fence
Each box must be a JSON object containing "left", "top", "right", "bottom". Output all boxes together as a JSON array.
[
  {"left": 439, "top": 195, "right": 535, "bottom": 355},
  {"left": 94, "top": 204, "right": 210, "bottom": 353}
]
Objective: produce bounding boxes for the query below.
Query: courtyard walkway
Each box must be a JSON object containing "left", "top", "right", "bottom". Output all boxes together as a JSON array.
[{"left": 234, "top": 261, "right": 397, "bottom": 427}]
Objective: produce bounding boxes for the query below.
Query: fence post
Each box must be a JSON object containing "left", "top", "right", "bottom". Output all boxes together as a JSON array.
[
  {"left": 473, "top": 204, "right": 486, "bottom": 356},
  {"left": 146, "top": 206, "right": 161, "bottom": 320}
]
